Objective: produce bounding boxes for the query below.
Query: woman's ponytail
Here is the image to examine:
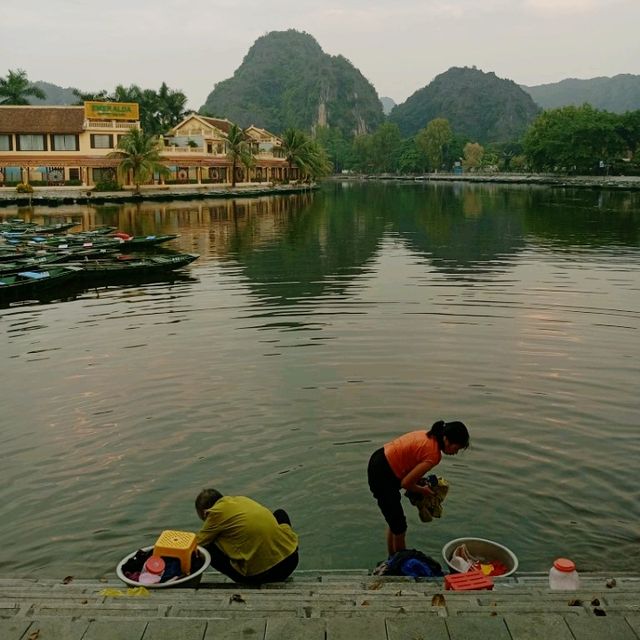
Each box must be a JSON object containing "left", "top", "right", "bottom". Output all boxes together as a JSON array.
[{"left": 427, "top": 420, "right": 446, "bottom": 448}]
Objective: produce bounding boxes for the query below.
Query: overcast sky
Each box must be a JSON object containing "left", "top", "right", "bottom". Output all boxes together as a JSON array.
[{"left": 1, "top": 0, "right": 639, "bottom": 110}]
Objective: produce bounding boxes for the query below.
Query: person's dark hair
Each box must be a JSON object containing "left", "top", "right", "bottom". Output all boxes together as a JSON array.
[
  {"left": 195, "top": 488, "right": 223, "bottom": 520},
  {"left": 428, "top": 420, "right": 470, "bottom": 450}
]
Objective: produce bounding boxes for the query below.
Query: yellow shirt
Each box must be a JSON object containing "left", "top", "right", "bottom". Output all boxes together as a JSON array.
[{"left": 196, "top": 496, "right": 298, "bottom": 577}]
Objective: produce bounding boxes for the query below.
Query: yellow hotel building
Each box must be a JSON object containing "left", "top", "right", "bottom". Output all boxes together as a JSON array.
[{"left": 0, "top": 102, "right": 294, "bottom": 188}]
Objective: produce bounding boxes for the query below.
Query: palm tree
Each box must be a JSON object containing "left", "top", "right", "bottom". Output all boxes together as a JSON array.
[
  {"left": 156, "top": 82, "right": 188, "bottom": 132},
  {"left": 0, "top": 69, "right": 46, "bottom": 105},
  {"left": 281, "top": 128, "right": 331, "bottom": 181},
  {"left": 72, "top": 88, "right": 110, "bottom": 104},
  {"left": 226, "top": 124, "right": 254, "bottom": 187},
  {"left": 107, "top": 128, "right": 169, "bottom": 193}
]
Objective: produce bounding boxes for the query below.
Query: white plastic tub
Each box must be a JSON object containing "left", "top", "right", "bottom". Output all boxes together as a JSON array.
[
  {"left": 442, "top": 537, "right": 518, "bottom": 578},
  {"left": 116, "top": 545, "right": 211, "bottom": 588}
]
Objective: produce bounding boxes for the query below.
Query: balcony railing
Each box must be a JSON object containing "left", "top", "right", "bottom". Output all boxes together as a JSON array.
[{"left": 84, "top": 120, "right": 140, "bottom": 130}]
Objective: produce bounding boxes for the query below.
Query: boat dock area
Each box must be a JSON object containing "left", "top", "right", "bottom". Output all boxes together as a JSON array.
[{"left": 2, "top": 571, "right": 640, "bottom": 639}]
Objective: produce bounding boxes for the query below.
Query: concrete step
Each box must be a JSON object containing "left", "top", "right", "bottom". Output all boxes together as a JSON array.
[{"left": 1, "top": 573, "right": 640, "bottom": 640}]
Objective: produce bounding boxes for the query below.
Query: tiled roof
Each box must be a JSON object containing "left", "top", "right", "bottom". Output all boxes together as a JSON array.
[
  {"left": 245, "top": 125, "right": 280, "bottom": 142},
  {"left": 0, "top": 106, "right": 85, "bottom": 134},
  {"left": 200, "top": 116, "right": 233, "bottom": 134}
]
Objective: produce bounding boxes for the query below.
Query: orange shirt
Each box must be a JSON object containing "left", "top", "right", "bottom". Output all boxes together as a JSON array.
[{"left": 384, "top": 430, "right": 442, "bottom": 480}]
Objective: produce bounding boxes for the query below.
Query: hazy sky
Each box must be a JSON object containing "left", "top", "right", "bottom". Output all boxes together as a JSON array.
[{"left": 2, "top": 0, "right": 639, "bottom": 110}]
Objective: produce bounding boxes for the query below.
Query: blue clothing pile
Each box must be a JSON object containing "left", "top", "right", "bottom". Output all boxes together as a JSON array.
[{"left": 373, "top": 548, "right": 444, "bottom": 577}]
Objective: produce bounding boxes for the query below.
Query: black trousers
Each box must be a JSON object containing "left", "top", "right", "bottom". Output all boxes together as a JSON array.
[
  {"left": 207, "top": 509, "right": 299, "bottom": 584},
  {"left": 368, "top": 447, "right": 407, "bottom": 535}
]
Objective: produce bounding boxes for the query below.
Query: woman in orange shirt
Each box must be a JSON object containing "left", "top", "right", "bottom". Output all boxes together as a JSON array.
[{"left": 368, "top": 420, "right": 470, "bottom": 556}]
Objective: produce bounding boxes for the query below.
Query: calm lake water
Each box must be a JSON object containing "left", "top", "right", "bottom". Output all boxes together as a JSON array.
[{"left": 1, "top": 181, "right": 639, "bottom": 579}]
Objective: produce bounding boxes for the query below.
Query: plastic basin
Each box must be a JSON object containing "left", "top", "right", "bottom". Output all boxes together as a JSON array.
[
  {"left": 116, "top": 544, "right": 211, "bottom": 588},
  {"left": 442, "top": 537, "right": 518, "bottom": 578}
]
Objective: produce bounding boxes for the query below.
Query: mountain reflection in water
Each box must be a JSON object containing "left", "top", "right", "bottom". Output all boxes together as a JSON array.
[{"left": 1, "top": 181, "right": 639, "bottom": 578}]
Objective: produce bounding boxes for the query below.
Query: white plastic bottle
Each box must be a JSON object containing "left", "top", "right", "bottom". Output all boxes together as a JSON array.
[{"left": 549, "top": 557, "right": 580, "bottom": 590}]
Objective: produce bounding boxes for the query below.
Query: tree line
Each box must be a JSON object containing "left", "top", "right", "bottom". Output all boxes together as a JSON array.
[
  {"left": 317, "top": 107, "right": 640, "bottom": 176},
  {"left": 2, "top": 68, "right": 639, "bottom": 177}
]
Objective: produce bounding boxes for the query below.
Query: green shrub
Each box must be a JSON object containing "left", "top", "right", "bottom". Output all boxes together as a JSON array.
[
  {"left": 65, "top": 179, "right": 82, "bottom": 186},
  {"left": 16, "top": 182, "right": 34, "bottom": 193},
  {"left": 93, "top": 180, "right": 121, "bottom": 192}
]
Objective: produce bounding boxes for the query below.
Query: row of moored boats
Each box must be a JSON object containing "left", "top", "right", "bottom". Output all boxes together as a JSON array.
[{"left": 0, "top": 218, "right": 199, "bottom": 305}]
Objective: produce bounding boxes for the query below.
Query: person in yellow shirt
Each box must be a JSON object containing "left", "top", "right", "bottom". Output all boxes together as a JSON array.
[{"left": 195, "top": 488, "right": 299, "bottom": 584}]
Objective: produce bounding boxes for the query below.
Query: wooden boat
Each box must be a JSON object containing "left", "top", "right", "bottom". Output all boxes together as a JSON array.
[
  {"left": 65, "top": 252, "right": 199, "bottom": 284},
  {"left": 15, "top": 233, "right": 177, "bottom": 251},
  {"left": 114, "top": 233, "right": 179, "bottom": 248},
  {"left": 0, "top": 244, "right": 118, "bottom": 264},
  {"left": 0, "top": 267, "right": 77, "bottom": 305},
  {"left": 0, "top": 247, "right": 25, "bottom": 261},
  {"left": 0, "top": 253, "right": 67, "bottom": 276},
  {"left": 0, "top": 221, "right": 78, "bottom": 236}
]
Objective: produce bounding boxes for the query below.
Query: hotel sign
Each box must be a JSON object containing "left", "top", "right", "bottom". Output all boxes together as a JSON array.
[{"left": 84, "top": 101, "right": 139, "bottom": 121}]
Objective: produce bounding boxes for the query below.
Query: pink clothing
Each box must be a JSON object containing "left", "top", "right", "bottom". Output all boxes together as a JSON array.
[{"left": 383, "top": 430, "right": 442, "bottom": 480}]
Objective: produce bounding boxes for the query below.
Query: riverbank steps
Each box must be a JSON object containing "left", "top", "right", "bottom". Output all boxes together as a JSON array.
[{"left": 2, "top": 571, "right": 640, "bottom": 639}]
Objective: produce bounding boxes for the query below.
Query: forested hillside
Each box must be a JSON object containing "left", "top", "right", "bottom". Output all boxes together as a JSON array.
[
  {"left": 389, "top": 66, "right": 540, "bottom": 143},
  {"left": 523, "top": 74, "right": 640, "bottom": 113},
  {"left": 200, "top": 30, "right": 384, "bottom": 137},
  {"left": 31, "top": 81, "right": 78, "bottom": 104}
]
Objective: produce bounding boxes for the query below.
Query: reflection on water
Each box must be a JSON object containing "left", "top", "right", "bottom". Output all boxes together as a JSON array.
[{"left": 1, "top": 182, "right": 639, "bottom": 578}]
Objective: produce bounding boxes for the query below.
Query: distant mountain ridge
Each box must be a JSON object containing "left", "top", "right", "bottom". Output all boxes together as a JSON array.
[
  {"left": 31, "top": 81, "right": 78, "bottom": 105},
  {"left": 200, "top": 30, "right": 384, "bottom": 137},
  {"left": 380, "top": 97, "right": 396, "bottom": 115},
  {"left": 22, "top": 57, "right": 640, "bottom": 141},
  {"left": 389, "top": 66, "right": 540, "bottom": 143},
  {"left": 522, "top": 74, "right": 640, "bottom": 113}
]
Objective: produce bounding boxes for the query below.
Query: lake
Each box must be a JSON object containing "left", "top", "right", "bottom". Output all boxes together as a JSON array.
[{"left": 1, "top": 180, "right": 639, "bottom": 579}]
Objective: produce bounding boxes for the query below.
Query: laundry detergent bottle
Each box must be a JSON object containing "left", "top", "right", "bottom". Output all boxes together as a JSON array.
[{"left": 549, "top": 558, "right": 580, "bottom": 590}]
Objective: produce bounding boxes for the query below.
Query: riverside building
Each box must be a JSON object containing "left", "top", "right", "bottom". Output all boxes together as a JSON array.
[{"left": 0, "top": 103, "right": 295, "bottom": 189}]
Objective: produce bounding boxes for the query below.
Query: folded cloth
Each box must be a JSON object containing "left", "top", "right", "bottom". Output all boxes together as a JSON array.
[{"left": 405, "top": 476, "right": 449, "bottom": 522}]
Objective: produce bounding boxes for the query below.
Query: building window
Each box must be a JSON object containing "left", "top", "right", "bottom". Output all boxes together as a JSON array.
[
  {"left": 92, "top": 167, "right": 117, "bottom": 183},
  {"left": 0, "top": 134, "right": 12, "bottom": 151},
  {"left": 69, "top": 168, "right": 81, "bottom": 181},
  {"left": 17, "top": 134, "right": 46, "bottom": 151},
  {"left": 90, "top": 134, "right": 114, "bottom": 149},
  {"left": 51, "top": 134, "right": 79, "bottom": 151}
]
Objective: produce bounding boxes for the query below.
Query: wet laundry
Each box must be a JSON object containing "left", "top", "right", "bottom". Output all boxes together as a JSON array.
[{"left": 404, "top": 476, "right": 449, "bottom": 522}]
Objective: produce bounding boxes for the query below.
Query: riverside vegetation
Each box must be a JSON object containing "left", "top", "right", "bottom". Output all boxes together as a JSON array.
[{"left": 2, "top": 29, "right": 640, "bottom": 179}]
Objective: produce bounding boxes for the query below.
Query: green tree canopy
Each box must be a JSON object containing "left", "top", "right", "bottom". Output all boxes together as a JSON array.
[
  {"left": 415, "top": 118, "right": 453, "bottom": 171},
  {"left": 315, "top": 126, "right": 350, "bottom": 173},
  {"left": 523, "top": 104, "right": 626, "bottom": 173},
  {"left": 369, "top": 123, "right": 403, "bottom": 173},
  {"left": 0, "top": 69, "right": 46, "bottom": 105}
]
